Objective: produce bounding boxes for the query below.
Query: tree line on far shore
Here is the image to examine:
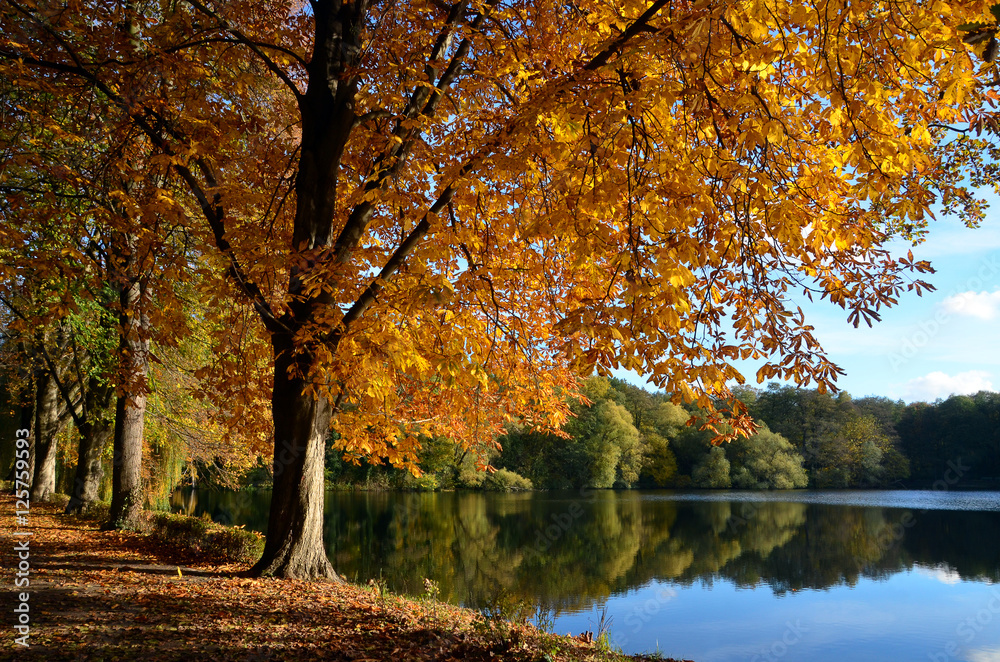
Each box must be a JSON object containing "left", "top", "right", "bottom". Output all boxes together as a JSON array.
[
  {"left": 6, "top": 368, "right": 999, "bottom": 496},
  {"left": 317, "top": 378, "right": 1000, "bottom": 491}
]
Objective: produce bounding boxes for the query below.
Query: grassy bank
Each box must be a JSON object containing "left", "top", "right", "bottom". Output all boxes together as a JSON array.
[{"left": 1, "top": 494, "right": 690, "bottom": 661}]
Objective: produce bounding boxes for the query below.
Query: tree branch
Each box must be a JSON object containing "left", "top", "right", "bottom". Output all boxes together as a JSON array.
[
  {"left": 333, "top": 0, "right": 675, "bottom": 333},
  {"left": 331, "top": 0, "right": 492, "bottom": 264},
  {"left": 1, "top": 3, "right": 286, "bottom": 334},
  {"left": 172, "top": 162, "right": 288, "bottom": 334},
  {"left": 0, "top": 297, "right": 86, "bottom": 430},
  {"left": 182, "top": 0, "right": 305, "bottom": 101},
  {"left": 582, "top": 0, "right": 671, "bottom": 71},
  {"left": 337, "top": 183, "right": 455, "bottom": 334}
]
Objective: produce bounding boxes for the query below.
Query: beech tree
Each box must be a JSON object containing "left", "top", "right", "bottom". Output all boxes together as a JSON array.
[{"left": 1, "top": 0, "right": 995, "bottom": 579}]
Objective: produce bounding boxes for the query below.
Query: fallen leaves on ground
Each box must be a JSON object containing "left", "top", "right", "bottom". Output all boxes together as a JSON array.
[{"left": 1, "top": 495, "right": 692, "bottom": 661}]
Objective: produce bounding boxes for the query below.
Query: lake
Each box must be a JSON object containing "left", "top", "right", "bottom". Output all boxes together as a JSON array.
[{"left": 170, "top": 488, "right": 1000, "bottom": 661}]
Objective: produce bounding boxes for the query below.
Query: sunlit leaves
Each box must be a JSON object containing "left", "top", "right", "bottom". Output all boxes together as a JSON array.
[{"left": 2, "top": 0, "right": 994, "bottom": 459}]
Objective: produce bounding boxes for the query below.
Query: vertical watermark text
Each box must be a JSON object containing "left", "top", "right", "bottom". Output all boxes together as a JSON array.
[{"left": 12, "top": 426, "right": 32, "bottom": 647}]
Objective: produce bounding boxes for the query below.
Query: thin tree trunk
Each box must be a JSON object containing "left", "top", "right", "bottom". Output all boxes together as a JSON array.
[
  {"left": 250, "top": 333, "right": 338, "bottom": 579},
  {"left": 31, "top": 368, "right": 64, "bottom": 501},
  {"left": 66, "top": 378, "right": 114, "bottom": 514},
  {"left": 5, "top": 385, "right": 34, "bottom": 483},
  {"left": 103, "top": 273, "right": 149, "bottom": 530}
]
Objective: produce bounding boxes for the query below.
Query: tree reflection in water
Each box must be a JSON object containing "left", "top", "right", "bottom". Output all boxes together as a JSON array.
[{"left": 170, "top": 489, "right": 1000, "bottom": 612}]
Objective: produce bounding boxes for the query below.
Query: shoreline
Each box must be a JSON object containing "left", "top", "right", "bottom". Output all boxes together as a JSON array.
[{"left": 175, "top": 482, "right": 1000, "bottom": 494}]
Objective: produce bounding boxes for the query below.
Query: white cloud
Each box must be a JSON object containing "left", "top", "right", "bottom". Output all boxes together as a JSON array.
[
  {"left": 914, "top": 564, "right": 962, "bottom": 585},
  {"left": 965, "top": 648, "right": 1000, "bottom": 662},
  {"left": 941, "top": 290, "right": 1000, "bottom": 320},
  {"left": 898, "top": 370, "right": 994, "bottom": 403}
]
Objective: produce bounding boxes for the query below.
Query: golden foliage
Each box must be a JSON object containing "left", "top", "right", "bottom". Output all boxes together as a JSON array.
[{"left": 2, "top": 0, "right": 994, "bottom": 463}]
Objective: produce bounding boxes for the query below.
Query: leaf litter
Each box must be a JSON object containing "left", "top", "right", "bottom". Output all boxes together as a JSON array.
[{"left": 2, "top": 495, "right": 691, "bottom": 662}]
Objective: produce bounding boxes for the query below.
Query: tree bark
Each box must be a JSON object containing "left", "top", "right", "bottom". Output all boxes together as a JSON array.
[
  {"left": 31, "top": 368, "right": 65, "bottom": 501},
  {"left": 66, "top": 378, "right": 114, "bottom": 514},
  {"left": 103, "top": 273, "right": 149, "bottom": 530},
  {"left": 5, "top": 383, "right": 34, "bottom": 483},
  {"left": 250, "top": 333, "right": 338, "bottom": 579}
]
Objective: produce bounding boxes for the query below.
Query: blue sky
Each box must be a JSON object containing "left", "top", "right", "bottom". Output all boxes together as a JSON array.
[{"left": 619, "top": 189, "right": 1000, "bottom": 404}]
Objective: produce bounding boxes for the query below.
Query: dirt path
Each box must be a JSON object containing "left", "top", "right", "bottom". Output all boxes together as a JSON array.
[{"left": 2, "top": 495, "right": 687, "bottom": 661}]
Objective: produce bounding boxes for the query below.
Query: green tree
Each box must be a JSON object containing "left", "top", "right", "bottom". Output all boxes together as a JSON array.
[
  {"left": 728, "top": 426, "right": 808, "bottom": 490},
  {"left": 564, "top": 398, "right": 641, "bottom": 489},
  {"left": 496, "top": 378, "right": 643, "bottom": 489},
  {"left": 692, "top": 446, "right": 731, "bottom": 488},
  {"left": 641, "top": 432, "right": 679, "bottom": 487},
  {"left": 842, "top": 415, "right": 889, "bottom": 486}
]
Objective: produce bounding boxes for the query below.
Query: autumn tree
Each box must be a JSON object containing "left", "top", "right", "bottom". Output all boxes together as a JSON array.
[
  {"left": 0, "top": 266, "right": 80, "bottom": 503},
  {"left": 0, "top": 26, "right": 210, "bottom": 524},
  {"left": 62, "top": 298, "right": 118, "bottom": 514},
  {"left": 2, "top": 0, "right": 995, "bottom": 578}
]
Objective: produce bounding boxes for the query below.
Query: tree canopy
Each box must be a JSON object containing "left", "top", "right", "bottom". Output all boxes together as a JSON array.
[{"left": 1, "top": 0, "right": 997, "bottom": 578}]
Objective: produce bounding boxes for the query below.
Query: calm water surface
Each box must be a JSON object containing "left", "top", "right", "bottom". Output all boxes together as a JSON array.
[{"left": 171, "top": 489, "right": 1000, "bottom": 661}]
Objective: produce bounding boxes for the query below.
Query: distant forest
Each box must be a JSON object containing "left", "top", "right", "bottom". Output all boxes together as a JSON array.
[{"left": 323, "top": 378, "right": 1000, "bottom": 491}]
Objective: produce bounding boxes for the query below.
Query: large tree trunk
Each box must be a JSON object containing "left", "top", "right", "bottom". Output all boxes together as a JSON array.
[
  {"left": 251, "top": 333, "right": 338, "bottom": 579},
  {"left": 66, "top": 378, "right": 114, "bottom": 514},
  {"left": 103, "top": 387, "right": 146, "bottom": 528},
  {"left": 31, "top": 368, "right": 65, "bottom": 501},
  {"left": 248, "top": 1, "right": 367, "bottom": 580},
  {"left": 103, "top": 274, "right": 149, "bottom": 530}
]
